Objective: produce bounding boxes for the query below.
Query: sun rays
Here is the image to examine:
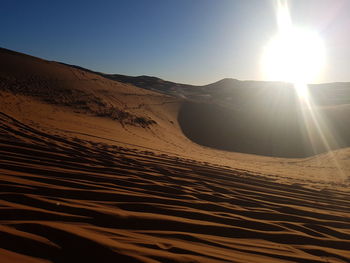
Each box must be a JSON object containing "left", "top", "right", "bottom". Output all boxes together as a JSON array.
[{"left": 261, "top": 0, "right": 345, "bottom": 180}]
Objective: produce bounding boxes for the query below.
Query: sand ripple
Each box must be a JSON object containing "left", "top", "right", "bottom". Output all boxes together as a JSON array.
[{"left": 1, "top": 112, "right": 350, "bottom": 263}]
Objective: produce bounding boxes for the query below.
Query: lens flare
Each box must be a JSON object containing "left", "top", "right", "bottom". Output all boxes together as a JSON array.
[{"left": 261, "top": 0, "right": 345, "bottom": 180}]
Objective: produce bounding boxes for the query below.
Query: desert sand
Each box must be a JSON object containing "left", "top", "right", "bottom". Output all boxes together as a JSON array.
[{"left": 1, "top": 47, "right": 350, "bottom": 262}]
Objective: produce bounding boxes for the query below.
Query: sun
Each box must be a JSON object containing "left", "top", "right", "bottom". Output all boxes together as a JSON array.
[
  {"left": 261, "top": 28, "right": 325, "bottom": 85},
  {"left": 261, "top": 0, "right": 326, "bottom": 99}
]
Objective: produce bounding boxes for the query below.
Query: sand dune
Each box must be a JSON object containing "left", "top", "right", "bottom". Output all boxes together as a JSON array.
[
  {"left": 96, "top": 71, "right": 350, "bottom": 158},
  {"left": 1, "top": 48, "right": 350, "bottom": 262}
]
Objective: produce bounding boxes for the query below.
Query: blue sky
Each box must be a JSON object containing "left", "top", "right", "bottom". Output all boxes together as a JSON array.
[{"left": 1, "top": 0, "right": 350, "bottom": 84}]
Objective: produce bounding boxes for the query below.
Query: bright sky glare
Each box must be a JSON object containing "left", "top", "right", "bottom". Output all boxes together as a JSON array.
[{"left": 261, "top": 0, "right": 326, "bottom": 85}]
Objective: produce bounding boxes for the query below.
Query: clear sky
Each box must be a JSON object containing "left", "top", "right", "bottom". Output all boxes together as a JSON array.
[{"left": 1, "top": 0, "right": 350, "bottom": 85}]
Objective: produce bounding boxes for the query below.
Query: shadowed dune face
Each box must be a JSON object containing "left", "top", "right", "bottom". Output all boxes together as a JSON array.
[
  {"left": 179, "top": 101, "right": 309, "bottom": 158},
  {"left": 178, "top": 87, "right": 350, "bottom": 158}
]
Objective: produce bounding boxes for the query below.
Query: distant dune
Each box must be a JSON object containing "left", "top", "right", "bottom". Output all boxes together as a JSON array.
[{"left": 1, "top": 47, "right": 350, "bottom": 263}]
